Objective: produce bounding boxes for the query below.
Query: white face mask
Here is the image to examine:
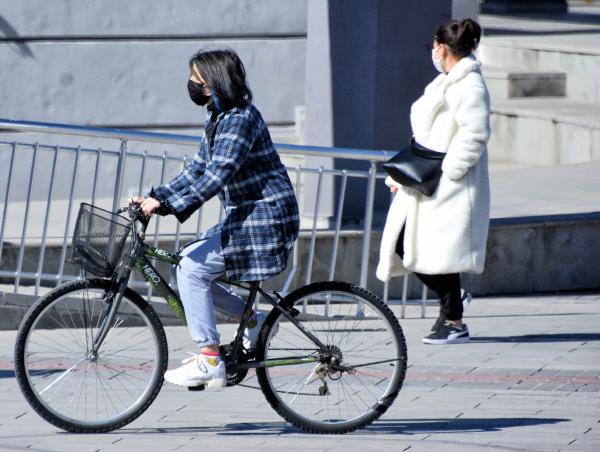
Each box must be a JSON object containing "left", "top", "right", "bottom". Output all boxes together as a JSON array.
[{"left": 431, "top": 46, "right": 445, "bottom": 73}]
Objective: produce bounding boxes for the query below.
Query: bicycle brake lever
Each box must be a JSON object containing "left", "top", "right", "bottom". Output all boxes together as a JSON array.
[{"left": 125, "top": 202, "right": 142, "bottom": 218}]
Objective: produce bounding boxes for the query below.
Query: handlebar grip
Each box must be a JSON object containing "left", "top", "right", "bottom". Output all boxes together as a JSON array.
[{"left": 120, "top": 202, "right": 145, "bottom": 221}]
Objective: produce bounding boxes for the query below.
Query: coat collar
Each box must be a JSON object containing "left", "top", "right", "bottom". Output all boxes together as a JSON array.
[
  {"left": 204, "top": 105, "right": 244, "bottom": 126},
  {"left": 410, "top": 55, "right": 482, "bottom": 146},
  {"left": 430, "top": 55, "right": 481, "bottom": 92}
]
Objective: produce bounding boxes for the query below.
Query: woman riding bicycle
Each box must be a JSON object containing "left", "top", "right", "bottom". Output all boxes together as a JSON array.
[{"left": 130, "top": 49, "right": 299, "bottom": 389}]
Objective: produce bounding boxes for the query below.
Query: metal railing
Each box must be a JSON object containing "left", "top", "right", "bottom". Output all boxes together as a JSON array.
[{"left": 0, "top": 118, "right": 431, "bottom": 317}]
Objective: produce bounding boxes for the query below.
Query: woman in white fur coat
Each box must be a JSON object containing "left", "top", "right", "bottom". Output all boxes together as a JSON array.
[{"left": 377, "top": 19, "right": 491, "bottom": 345}]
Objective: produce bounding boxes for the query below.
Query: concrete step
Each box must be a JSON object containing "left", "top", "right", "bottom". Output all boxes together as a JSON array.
[
  {"left": 479, "top": 11, "right": 600, "bottom": 102},
  {"left": 489, "top": 97, "right": 600, "bottom": 165},
  {"left": 479, "top": 39, "right": 600, "bottom": 102},
  {"left": 483, "top": 66, "right": 566, "bottom": 99},
  {"left": 489, "top": 160, "right": 600, "bottom": 218}
]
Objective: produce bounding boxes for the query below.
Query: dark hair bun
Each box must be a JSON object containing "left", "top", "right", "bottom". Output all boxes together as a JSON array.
[
  {"left": 434, "top": 18, "right": 481, "bottom": 58},
  {"left": 457, "top": 19, "right": 481, "bottom": 54}
]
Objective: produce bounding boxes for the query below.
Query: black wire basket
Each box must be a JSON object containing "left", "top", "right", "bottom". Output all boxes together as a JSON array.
[{"left": 70, "top": 203, "right": 132, "bottom": 277}]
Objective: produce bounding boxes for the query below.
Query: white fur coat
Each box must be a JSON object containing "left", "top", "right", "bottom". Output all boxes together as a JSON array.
[{"left": 376, "top": 55, "right": 491, "bottom": 281}]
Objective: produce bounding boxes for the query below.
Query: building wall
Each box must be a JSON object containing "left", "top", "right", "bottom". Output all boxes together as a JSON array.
[{"left": 0, "top": 0, "right": 307, "bottom": 127}]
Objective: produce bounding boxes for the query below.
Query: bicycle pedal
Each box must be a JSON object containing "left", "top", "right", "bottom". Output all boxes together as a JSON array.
[
  {"left": 318, "top": 385, "right": 331, "bottom": 396},
  {"left": 187, "top": 385, "right": 206, "bottom": 392}
]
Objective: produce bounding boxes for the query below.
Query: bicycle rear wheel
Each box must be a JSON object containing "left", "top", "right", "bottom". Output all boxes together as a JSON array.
[
  {"left": 256, "top": 281, "right": 407, "bottom": 434},
  {"left": 14, "top": 279, "right": 168, "bottom": 433}
]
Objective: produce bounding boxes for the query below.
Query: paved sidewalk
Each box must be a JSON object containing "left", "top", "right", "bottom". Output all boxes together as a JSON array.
[{"left": 1, "top": 293, "right": 599, "bottom": 451}]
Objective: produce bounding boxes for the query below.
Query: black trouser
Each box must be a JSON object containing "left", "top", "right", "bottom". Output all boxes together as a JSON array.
[{"left": 395, "top": 227, "right": 463, "bottom": 321}]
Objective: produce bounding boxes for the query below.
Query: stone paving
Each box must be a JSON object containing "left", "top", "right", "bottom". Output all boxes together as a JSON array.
[{"left": 0, "top": 293, "right": 599, "bottom": 451}]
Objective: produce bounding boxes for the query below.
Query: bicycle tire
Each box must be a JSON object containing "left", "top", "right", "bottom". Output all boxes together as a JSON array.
[
  {"left": 256, "top": 281, "right": 407, "bottom": 434},
  {"left": 14, "top": 279, "right": 169, "bottom": 433}
]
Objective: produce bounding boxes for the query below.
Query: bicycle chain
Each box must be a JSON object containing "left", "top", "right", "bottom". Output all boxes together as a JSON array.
[
  {"left": 235, "top": 346, "right": 328, "bottom": 396},
  {"left": 237, "top": 381, "right": 325, "bottom": 397}
]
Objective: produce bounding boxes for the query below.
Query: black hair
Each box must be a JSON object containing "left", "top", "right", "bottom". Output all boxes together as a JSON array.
[
  {"left": 434, "top": 18, "right": 481, "bottom": 58},
  {"left": 189, "top": 49, "right": 253, "bottom": 110}
]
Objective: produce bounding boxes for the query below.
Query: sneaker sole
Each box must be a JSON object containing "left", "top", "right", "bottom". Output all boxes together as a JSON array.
[
  {"left": 164, "top": 377, "right": 226, "bottom": 389},
  {"left": 422, "top": 336, "right": 470, "bottom": 345}
]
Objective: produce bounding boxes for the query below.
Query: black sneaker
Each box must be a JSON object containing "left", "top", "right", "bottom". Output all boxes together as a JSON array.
[
  {"left": 422, "top": 322, "right": 470, "bottom": 344},
  {"left": 430, "top": 291, "right": 471, "bottom": 333}
]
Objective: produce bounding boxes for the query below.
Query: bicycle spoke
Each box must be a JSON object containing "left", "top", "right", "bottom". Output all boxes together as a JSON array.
[
  {"left": 288, "top": 364, "right": 320, "bottom": 404},
  {"left": 27, "top": 338, "right": 81, "bottom": 356},
  {"left": 100, "top": 336, "right": 155, "bottom": 359},
  {"left": 39, "top": 357, "right": 86, "bottom": 395},
  {"left": 39, "top": 311, "right": 88, "bottom": 350}
]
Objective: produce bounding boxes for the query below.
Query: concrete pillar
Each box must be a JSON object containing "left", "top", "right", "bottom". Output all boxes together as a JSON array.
[
  {"left": 305, "top": 0, "right": 333, "bottom": 147},
  {"left": 326, "top": 0, "right": 452, "bottom": 222},
  {"left": 303, "top": 0, "right": 335, "bottom": 223},
  {"left": 480, "top": 0, "right": 568, "bottom": 14}
]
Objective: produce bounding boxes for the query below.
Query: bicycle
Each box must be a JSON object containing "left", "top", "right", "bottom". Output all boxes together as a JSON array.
[{"left": 14, "top": 203, "right": 407, "bottom": 434}]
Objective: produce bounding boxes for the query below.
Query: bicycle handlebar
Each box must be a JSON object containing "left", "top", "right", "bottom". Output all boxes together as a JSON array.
[{"left": 119, "top": 203, "right": 150, "bottom": 231}]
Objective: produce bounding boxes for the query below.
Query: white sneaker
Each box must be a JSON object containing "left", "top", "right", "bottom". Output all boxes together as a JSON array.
[
  {"left": 243, "top": 311, "right": 268, "bottom": 350},
  {"left": 164, "top": 353, "right": 226, "bottom": 389}
]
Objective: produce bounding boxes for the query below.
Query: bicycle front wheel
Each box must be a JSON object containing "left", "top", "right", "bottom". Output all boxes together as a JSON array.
[
  {"left": 256, "top": 281, "right": 407, "bottom": 434},
  {"left": 14, "top": 279, "right": 168, "bottom": 433}
]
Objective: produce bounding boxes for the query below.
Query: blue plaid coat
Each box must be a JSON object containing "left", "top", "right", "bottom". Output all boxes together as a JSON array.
[{"left": 153, "top": 104, "right": 299, "bottom": 281}]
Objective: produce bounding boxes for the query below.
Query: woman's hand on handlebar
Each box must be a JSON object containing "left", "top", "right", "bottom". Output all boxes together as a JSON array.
[{"left": 128, "top": 196, "right": 160, "bottom": 218}]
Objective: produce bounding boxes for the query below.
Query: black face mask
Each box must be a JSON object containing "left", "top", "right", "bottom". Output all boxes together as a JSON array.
[{"left": 187, "top": 80, "right": 210, "bottom": 106}]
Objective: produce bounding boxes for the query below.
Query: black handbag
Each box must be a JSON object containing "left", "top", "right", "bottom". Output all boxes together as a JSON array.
[{"left": 382, "top": 137, "right": 445, "bottom": 197}]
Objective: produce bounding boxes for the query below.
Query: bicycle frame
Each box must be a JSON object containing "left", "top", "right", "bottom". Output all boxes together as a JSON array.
[
  {"left": 220, "top": 278, "right": 329, "bottom": 369},
  {"left": 93, "top": 211, "right": 330, "bottom": 369},
  {"left": 133, "top": 243, "right": 186, "bottom": 322},
  {"left": 135, "top": 245, "right": 330, "bottom": 368}
]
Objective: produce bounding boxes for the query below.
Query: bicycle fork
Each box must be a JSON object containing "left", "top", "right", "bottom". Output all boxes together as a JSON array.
[{"left": 89, "top": 272, "right": 131, "bottom": 357}]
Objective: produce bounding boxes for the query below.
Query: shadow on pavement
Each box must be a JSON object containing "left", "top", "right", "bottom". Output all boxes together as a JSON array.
[
  {"left": 113, "top": 417, "right": 568, "bottom": 436},
  {"left": 362, "top": 417, "right": 569, "bottom": 434},
  {"left": 470, "top": 333, "right": 600, "bottom": 343},
  {"left": 114, "top": 422, "right": 301, "bottom": 436},
  {"left": 466, "top": 312, "right": 592, "bottom": 319}
]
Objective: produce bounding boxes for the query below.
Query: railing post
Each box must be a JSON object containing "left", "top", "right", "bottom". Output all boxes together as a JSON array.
[
  {"left": 57, "top": 146, "right": 81, "bottom": 284},
  {"left": 34, "top": 146, "right": 59, "bottom": 295},
  {"left": 280, "top": 165, "right": 302, "bottom": 294},
  {"left": 421, "top": 284, "right": 428, "bottom": 318},
  {"left": 0, "top": 142, "right": 16, "bottom": 266},
  {"left": 147, "top": 151, "right": 168, "bottom": 302},
  {"left": 356, "top": 162, "right": 377, "bottom": 317},
  {"left": 112, "top": 139, "right": 128, "bottom": 212},
  {"left": 14, "top": 143, "right": 39, "bottom": 292},
  {"left": 90, "top": 148, "right": 103, "bottom": 206},
  {"left": 359, "top": 161, "right": 377, "bottom": 288},
  {"left": 173, "top": 156, "right": 186, "bottom": 252},
  {"left": 328, "top": 170, "right": 347, "bottom": 281},
  {"left": 137, "top": 150, "right": 148, "bottom": 196},
  {"left": 401, "top": 274, "right": 409, "bottom": 319},
  {"left": 305, "top": 166, "right": 324, "bottom": 286}
]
